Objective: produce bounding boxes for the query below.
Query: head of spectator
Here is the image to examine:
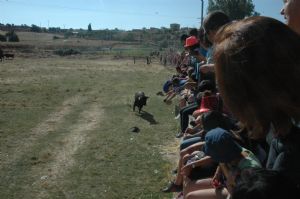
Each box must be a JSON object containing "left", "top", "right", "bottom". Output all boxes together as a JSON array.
[
  {"left": 184, "top": 36, "right": 200, "bottom": 54},
  {"left": 232, "top": 168, "right": 300, "bottom": 199},
  {"left": 198, "top": 79, "right": 216, "bottom": 93},
  {"left": 203, "top": 10, "right": 231, "bottom": 43},
  {"left": 214, "top": 16, "right": 300, "bottom": 138},
  {"left": 201, "top": 111, "right": 233, "bottom": 133},
  {"left": 198, "top": 92, "right": 219, "bottom": 113},
  {"left": 281, "top": 0, "right": 300, "bottom": 35},
  {"left": 189, "top": 28, "right": 198, "bottom": 37},
  {"left": 171, "top": 77, "right": 180, "bottom": 86},
  {"left": 180, "top": 34, "right": 189, "bottom": 46},
  {"left": 203, "top": 128, "right": 242, "bottom": 163},
  {"left": 193, "top": 90, "right": 219, "bottom": 119},
  {"left": 198, "top": 27, "right": 211, "bottom": 50}
]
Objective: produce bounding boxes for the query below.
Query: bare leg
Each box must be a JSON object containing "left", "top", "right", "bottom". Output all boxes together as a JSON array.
[
  {"left": 184, "top": 177, "right": 213, "bottom": 197},
  {"left": 179, "top": 98, "right": 187, "bottom": 109},
  {"left": 185, "top": 187, "right": 228, "bottom": 199},
  {"left": 174, "top": 154, "right": 191, "bottom": 185}
]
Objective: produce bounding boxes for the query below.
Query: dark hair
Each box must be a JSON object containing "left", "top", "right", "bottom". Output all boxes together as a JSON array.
[
  {"left": 189, "top": 28, "right": 198, "bottom": 37},
  {"left": 198, "top": 27, "right": 212, "bottom": 48},
  {"left": 232, "top": 168, "right": 300, "bottom": 199},
  {"left": 201, "top": 111, "right": 233, "bottom": 132},
  {"left": 198, "top": 27, "right": 205, "bottom": 39},
  {"left": 180, "top": 34, "right": 188, "bottom": 42},
  {"left": 214, "top": 16, "right": 300, "bottom": 138},
  {"left": 171, "top": 77, "right": 180, "bottom": 85},
  {"left": 203, "top": 11, "right": 231, "bottom": 33}
]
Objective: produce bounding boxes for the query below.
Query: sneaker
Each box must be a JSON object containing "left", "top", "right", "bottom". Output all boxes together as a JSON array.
[
  {"left": 189, "top": 121, "right": 196, "bottom": 127},
  {"left": 174, "top": 114, "right": 180, "bottom": 120},
  {"left": 162, "top": 181, "right": 183, "bottom": 193},
  {"left": 176, "top": 132, "right": 184, "bottom": 138},
  {"left": 172, "top": 168, "right": 178, "bottom": 174}
]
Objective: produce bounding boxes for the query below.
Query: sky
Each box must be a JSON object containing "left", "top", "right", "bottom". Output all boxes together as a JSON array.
[{"left": 0, "top": 0, "right": 284, "bottom": 30}]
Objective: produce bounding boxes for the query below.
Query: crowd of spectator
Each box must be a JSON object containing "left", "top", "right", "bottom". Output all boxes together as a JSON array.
[{"left": 159, "top": 1, "right": 300, "bottom": 198}]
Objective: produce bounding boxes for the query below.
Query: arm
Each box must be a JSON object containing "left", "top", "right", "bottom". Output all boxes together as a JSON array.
[
  {"left": 219, "top": 163, "right": 235, "bottom": 194},
  {"left": 184, "top": 129, "right": 204, "bottom": 139},
  {"left": 181, "top": 156, "right": 213, "bottom": 176},
  {"left": 180, "top": 141, "right": 205, "bottom": 157},
  {"left": 183, "top": 81, "right": 197, "bottom": 90},
  {"left": 163, "top": 90, "right": 175, "bottom": 102},
  {"left": 195, "top": 54, "right": 206, "bottom": 63},
  {"left": 200, "top": 64, "right": 215, "bottom": 73}
]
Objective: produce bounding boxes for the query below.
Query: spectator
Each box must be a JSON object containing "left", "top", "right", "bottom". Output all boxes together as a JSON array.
[
  {"left": 200, "top": 11, "right": 231, "bottom": 74},
  {"left": 189, "top": 28, "right": 198, "bottom": 37},
  {"left": 281, "top": 0, "right": 300, "bottom": 35},
  {"left": 183, "top": 128, "right": 261, "bottom": 199},
  {"left": 232, "top": 168, "right": 300, "bottom": 199},
  {"left": 214, "top": 16, "right": 300, "bottom": 191}
]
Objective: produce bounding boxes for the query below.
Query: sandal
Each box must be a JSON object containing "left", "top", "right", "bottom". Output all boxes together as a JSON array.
[
  {"left": 161, "top": 181, "right": 183, "bottom": 193},
  {"left": 174, "top": 192, "right": 183, "bottom": 199}
]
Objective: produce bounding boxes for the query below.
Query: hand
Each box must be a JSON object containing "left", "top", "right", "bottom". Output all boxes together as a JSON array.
[
  {"left": 192, "top": 110, "right": 201, "bottom": 118},
  {"left": 183, "top": 133, "right": 193, "bottom": 139}
]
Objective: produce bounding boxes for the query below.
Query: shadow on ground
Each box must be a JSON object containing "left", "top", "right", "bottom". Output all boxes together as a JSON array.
[{"left": 138, "top": 111, "right": 158, "bottom": 125}]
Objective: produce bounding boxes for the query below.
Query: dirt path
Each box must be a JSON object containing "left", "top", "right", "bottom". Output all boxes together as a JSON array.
[
  {"left": 0, "top": 94, "right": 86, "bottom": 170},
  {"left": 29, "top": 102, "right": 104, "bottom": 199}
]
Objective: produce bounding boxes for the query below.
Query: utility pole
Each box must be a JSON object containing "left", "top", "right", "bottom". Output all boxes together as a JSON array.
[{"left": 201, "top": 0, "right": 204, "bottom": 27}]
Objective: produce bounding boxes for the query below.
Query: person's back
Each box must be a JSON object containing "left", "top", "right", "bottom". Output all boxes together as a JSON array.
[{"left": 266, "top": 125, "right": 300, "bottom": 188}]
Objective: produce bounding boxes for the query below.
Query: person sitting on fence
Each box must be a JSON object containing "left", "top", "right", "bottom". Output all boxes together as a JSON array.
[
  {"left": 183, "top": 128, "right": 262, "bottom": 199},
  {"left": 162, "top": 110, "right": 234, "bottom": 193}
]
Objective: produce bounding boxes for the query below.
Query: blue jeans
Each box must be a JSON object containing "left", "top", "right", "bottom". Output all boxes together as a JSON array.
[
  {"left": 180, "top": 136, "right": 202, "bottom": 150},
  {"left": 180, "top": 103, "right": 198, "bottom": 133}
]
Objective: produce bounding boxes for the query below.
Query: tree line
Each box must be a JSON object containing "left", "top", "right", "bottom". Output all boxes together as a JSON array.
[{"left": 0, "top": 0, "right": 259, "bottom": 44}]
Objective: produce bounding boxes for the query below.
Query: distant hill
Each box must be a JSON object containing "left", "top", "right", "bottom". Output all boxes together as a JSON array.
[{"left": 0, "top": 23, "right": 192, "bottom": 50}]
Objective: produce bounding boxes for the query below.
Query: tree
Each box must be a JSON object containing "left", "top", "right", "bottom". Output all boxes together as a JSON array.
[
  {"left": 207, "top": 0, "right": 259, "bottom": 20},
  {"left": 0, "top": 34, "right": 6, "bottom": 42},
  {"left": 88, "top": 23, "right": 92, "bottom": 31},
  {"left": 30, "top": 24, "right": 42, "bottom": 32},
  {"left": 5, "top": 31, "right": 20, "bottom": 42}
]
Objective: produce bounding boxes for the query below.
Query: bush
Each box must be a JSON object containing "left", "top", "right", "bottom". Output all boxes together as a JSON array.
[
  {"left": 6, "top": 31, "right": 19, "bottom": 42},
  {"left": 64, "top": 32, "right": 73, "bottom": 39},
  {"left": 159, "top": 40, "right": 168, "bottom": 48},
  {"left": 0, "top": 34, "right": 6, "bottom": 42},
  {"left": 53, "top": 36, "right": 60, "bottom": 40},
  {"left": 54, "top": 48, "right": 81, "bottom": 56}
]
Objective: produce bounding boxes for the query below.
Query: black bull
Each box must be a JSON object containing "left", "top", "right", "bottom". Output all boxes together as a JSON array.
[{"left": 133, "top": 91, "right": 149, "bottom": 113}]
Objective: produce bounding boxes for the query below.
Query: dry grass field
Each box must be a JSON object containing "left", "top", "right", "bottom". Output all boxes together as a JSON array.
[{"left": 0, "top": 33, "right": 179, "bottom": 199}]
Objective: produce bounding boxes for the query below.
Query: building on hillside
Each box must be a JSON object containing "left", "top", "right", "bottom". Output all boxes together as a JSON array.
[
  {"left": 170, "top": 23, "right": 180, "bottom": 31},
  {"left": 149, "top": 27, "right": 160, "bottom": 33}
]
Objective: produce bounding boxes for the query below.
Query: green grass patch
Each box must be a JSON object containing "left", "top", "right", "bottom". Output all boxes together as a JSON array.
[{"left": 0, "top": 57, "right": 177, "bottom": 199}]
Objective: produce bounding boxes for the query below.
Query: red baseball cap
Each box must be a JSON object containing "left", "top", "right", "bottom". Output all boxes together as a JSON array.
[
  {"left": 184, "top": 36, "right": 199, "bottom": 48},
  {"left": 198, "top": 95, "right": 218, "bottom": 113}
]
